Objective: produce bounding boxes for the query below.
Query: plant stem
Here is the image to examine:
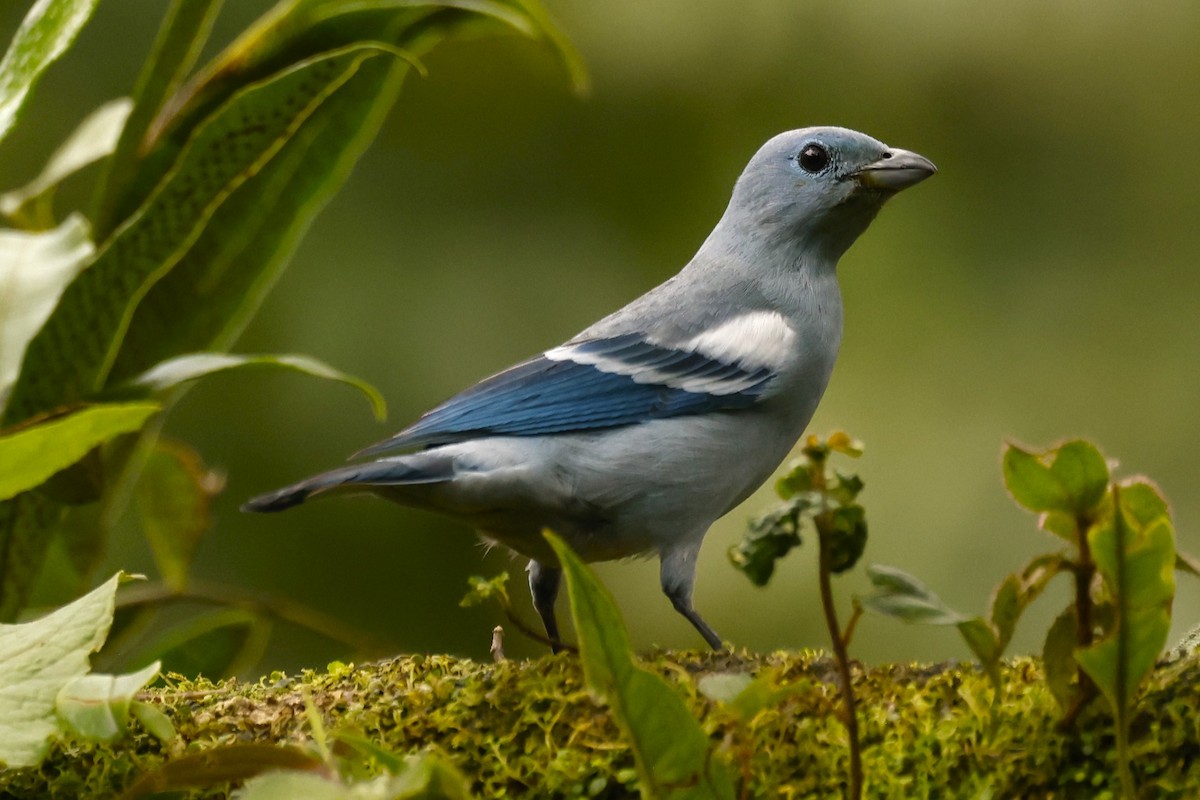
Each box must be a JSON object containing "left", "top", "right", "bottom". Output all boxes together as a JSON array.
[
  {"left": 115, "top": 579, "right": 392, "bottom": 655},
  {"left": 1067, "top": 512, "right": 1099, "bottom": 726},
  {"left": 817, "top": 517, "right": 863, "bottom": 800},
  {"left": 1074, "top": 513, "right": 1095, "bottom": 649}
]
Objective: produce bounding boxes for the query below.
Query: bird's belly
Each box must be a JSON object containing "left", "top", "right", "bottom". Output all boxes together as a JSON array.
[{"left": 412, "top": 410, "right": 804, "bottom": 564}]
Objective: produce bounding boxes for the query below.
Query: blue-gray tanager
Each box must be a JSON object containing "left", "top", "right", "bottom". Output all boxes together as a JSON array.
[{"left": 244, "top": 127, "right": 935, "bottom": 649}]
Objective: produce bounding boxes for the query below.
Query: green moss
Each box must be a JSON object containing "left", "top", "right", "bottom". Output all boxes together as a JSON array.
[{"left": 3, "top": 651, "right": 1198, "bottom": 798}]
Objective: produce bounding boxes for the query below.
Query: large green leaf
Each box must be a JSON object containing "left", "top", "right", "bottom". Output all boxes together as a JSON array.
[
  {"left": 3, "top": 44, "right": 389, "bottom": 428},
  {"left": 0, "top": 402, "right": 160, "bottom": 502},
  {"left": 0, "top": 572, "right": 121, "bottom": 768},
  {"left": 0, "top": 97, "right": 131, "bottom": 228},
  {"left": 0, "top": 214, "right": 93, "bottom": 404},
  {"left": 0, "top": 0, "right": 103, "bottom": 145},
  {"left": 0, "top": 46, "right": 394, "bottom": 615},
  {"left": 92, "top": 0, "right": 226, "bottom": 237},
  {"left": 546, "top": 530, "right": 735, "bottom": 800},
  {"left": 105, "top": 3, "right": 560, "bottom": 382}
]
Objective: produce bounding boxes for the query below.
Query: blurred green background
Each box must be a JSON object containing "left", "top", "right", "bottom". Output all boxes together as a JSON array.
[{"left": 2, "top": 1, "right": 1198, "bottom": 669}]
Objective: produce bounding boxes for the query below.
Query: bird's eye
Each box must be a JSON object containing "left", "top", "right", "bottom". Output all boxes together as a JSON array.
[{"left": 797, "top": 144, "right": 830, "bottom": 173}]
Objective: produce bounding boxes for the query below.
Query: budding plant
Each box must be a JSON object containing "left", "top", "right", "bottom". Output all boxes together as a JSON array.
[
  {"left": 859, "top": 439, "right": 1191, "bottom": 800},
  {"left": 729, "top": 431, "right": 868, "bottom": 800}
]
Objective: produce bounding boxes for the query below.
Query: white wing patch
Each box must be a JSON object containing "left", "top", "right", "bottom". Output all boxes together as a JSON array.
[
  {"left": 681, "top": 310, "right": 795, "bottom": 371},
  {"left": 543, "top": 311, "right": 793, "bottom": 396}
]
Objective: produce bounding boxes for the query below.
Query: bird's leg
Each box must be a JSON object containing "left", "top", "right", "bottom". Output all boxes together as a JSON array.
[
  {"left": 527, "top": 560, "right": 564, "bottom": 653},
  {"left": 660, "top": 545, "right": 724, "bottom": 650}
]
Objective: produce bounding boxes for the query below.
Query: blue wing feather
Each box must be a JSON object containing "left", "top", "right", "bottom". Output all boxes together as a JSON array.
[{"left": 356, "top": 334, "right": 775, "bottom": 455}]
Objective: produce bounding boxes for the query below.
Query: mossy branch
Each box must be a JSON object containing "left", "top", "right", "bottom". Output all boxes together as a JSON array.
[{"left": 4, "top": 650, "right": 1199, "bottom": 798}]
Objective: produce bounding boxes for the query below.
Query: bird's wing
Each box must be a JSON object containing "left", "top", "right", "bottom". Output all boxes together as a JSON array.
[{"left": 356, "top": 326, "right": 786, "bottom": 456}]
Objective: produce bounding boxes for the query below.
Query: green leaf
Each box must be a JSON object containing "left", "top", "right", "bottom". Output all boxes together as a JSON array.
[
  {"left": 957, "top": 618, "right": 1000, "bottom": 669},
  {"left": 1048, "top": 440, "right": 1109, "bottom": 512},
  {"left": 459, "top": 572, "right": 511, "bottom": 608},
  {"left": 0, "top": 402, "right": 160, "bottom": 502},
  {"left": 546, "top": 530, "right": 735, "bottom": 800},
  {"left": 729, "top": 505, "right": 805, "bottom": 587},
  {"left": 135, "top": 438, "right": 223, "bottom": 591},
  {"left": 118, "top": 743, "right": 325, "bottom": 800},
  {"left": 1075, "top": 489, "right": 1175, "bottom": 795},
  {"left": 2, "top": 45, "right": 392, "bottom": 429},
  {"left": 104, "top": 5, "right": 564, "bottom": 381},
  {"left": 0, "top": 0, "right": 103, "bottom": 145},
  {"left": 0, "top": 97, "right": 132, "bottom": 227},
  {"left": 824, "top": 504, "right": 867, "bottom": 574},
  {"left": 129, "top": 699, "right": 175, "bottom": 743},
  {"left": 113, "top": 352, "right": 386, "bottom": 421},
  {"left": 1003, "top": 443, "right": 1070, "bottom": 512},
  {"left": 1117, "top": 478, "right": 1169, "bottom": 527},
  {"left": 135, "top": 609, "right": 268, "bottom": 678},
  {"left": 1042, "top": 607, "right": 1077, "bottom": 711},
  {"left": 1002, "top": 440, "right": 1109, "bottom": 515},
  {"left": 1076, "top": 514, "right": 1175, "bottom": 709},
  {"left": 232, "top": 755, "right": 473, "bottom": 800},
  {"left": 774, "top": 463, "right": 812, "bottom": 499},
  {"left": 0, "top": 572, "right": 122, "bottom": 768},
  {"left": 55, "top": 660, "right": 160, "bottom": 742},
  {"left": 0, "top": 214, "right": 93, "bottom": 403},
  {"left": 698, "top": 670, "right": 809, "bottom": 723},
  {"left": 988, "top": 574, "right": 1021, "bottom": 651},
  {"left": 330, "top": 729, "right": 408, "bottom": 775},
  {"left": 859, "top": 564, "right": 968, "bottom": 626},
  {"left": 93, "top": 0, "right": 226, "bottom": 236},
  {"left": 1039, "top": 510, "right": 1076, "bottom": 541}
]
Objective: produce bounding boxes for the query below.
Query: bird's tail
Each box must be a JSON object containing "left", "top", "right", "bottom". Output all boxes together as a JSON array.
[{"left": 241, "top": 456, "right": 453, "bottom": 513}]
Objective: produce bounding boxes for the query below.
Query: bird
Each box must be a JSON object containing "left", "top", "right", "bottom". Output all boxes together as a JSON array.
[{"left": 243, "top": 126, "right": 936, "bottom": 650}]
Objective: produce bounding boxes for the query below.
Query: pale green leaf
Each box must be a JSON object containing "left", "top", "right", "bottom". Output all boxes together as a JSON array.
[
  {"left": 546, "top": 530, "right": 736, "bottom": 800},
  {"left": 0, "top": 214, "right": 93, "bottom": 404},
  {"left": 0, "top": 402, "right": 160, "bottom": 502},
  {"left": 699, "top": 670, "right": 809, "bottom": 723},
  {"left": 232, "top": 752, "right": 472, "bottom": 800},
  {"left": 859, "top": 564, "right": 968, "bottom": 626},
  {"left": 696, "top": 672, "right": 753, "bottom": 704},
  {"left": 0, "top": 98, "right": 132, "bottom": 225},
  {"left": 115, "top": 352, "right": 385, "bottom": 421},
  {"left": 0, "top": 572, "right": 121, "bottom": 767},
  {"left": 56, "top": 659, "right": 160, "bottom": 742},
  {"left": 0, "top": 0, "right": 103, "bottom": 145}
]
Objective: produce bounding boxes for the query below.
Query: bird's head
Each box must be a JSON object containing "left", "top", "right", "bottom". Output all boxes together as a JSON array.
[{"left": 723, "top": 126, "right": 936, "bottom": 261}]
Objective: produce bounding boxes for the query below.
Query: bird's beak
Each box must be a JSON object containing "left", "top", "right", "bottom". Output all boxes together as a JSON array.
[{"left": 854, "top": 148, "right": 937, "bottom": 191}]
